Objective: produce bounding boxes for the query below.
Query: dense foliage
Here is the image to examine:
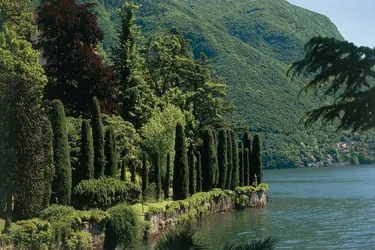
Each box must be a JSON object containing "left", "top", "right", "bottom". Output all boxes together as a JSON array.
[
  {"left": 73, "top": 177, "right": 141, "bottom": 210},
  {"left": 104, "top": 126, "right": 118, "bottom": 177},
  {"left": 218, "top": 129, "right": 228, "bottom": 190},
  {"left": 104, "top": 205, "right": 143, "bottom": 250},
  {"left": 75, "top": 120, "right": 94, "bottom": 186},
  {"left": 202, "top": 129, "right": 218, "bottom": 191},
  {"left": 92, "top": 97, "right": 105, "bottom": 178}
]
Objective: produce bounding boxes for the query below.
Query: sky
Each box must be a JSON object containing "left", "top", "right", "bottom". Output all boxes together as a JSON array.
[{"left": 287, "top": 0, "right": 375, "bottom": 48}]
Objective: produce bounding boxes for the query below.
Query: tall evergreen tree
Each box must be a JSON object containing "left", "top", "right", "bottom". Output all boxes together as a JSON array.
[
  {"left": 238, "top": 141, "right": 244, "bottom": 187},
  {"left": 243, "top": 130, "right": 253, "bottom": 185},
  {"left": 196, "top": 151, "right": 202, "bottom": 193},
  {"left": 130, "top": 159, "right": 137, "bottom": 184},
  {"left": 41, "top": 120, "right": 54, "bottom": 208},
  {"left": 164, "top": 153, "right": 171, "bottom": 198},
  {"left": 0, "top": 0, "right": 48, "bottom": 225},
  {"left": 50, "top": 100, "right": 72, "bottom": 205},
  {"left": 217, "top": 129, "right": 227, "bottom": 189},
  {"left": 226, "top": 130, "right": 233, "bottom": 190},
  {"left": 252, "top": 135, "right": 263, "bottom": 185},
  {"left": 104, "top": 126, "right": 117, "bottom": 177},
  {"left": 230, "top": 131, "right": 239, "bottom": 190},
  {"left": 111, "top": 2, "right": 153, "bottom": 129},
  {"left": 142, "top": 152, "right": 148, "bottom": 196},
  {"left": 202, "top": 129, "right": 218, "bottom": 191},
  {"left": 153, "top": 152, "right": 162, "bottom": 200},
  {"left": 244, "top": 148, "right": 250, "bottom": 186},
  {"left": 92, "top": 97, "right": 105, "bottom": 178},
  {"left": 37, "top": 0, "right": 117, "bottom": 116},
  {"left": 189, "top": 151, "right": 196, "bottom": 195},
  {"left": 120, "top": 159, "right": 126, "bottom": 181},
  {"left": 173, "top": 123, "right": 189, "bottom": 200},
  {"left": 75, "top": 120, "right": 94, "bottom": 187}
]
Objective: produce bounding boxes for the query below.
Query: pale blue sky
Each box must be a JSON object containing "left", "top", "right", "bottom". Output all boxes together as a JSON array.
[{"left": 287, "top": 0, "right": 375, "bottom": 48}]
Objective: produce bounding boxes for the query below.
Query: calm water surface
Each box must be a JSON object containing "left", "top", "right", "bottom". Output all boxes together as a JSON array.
[{"left": 195, "top": 165, "right": 375, "bottom": 249}]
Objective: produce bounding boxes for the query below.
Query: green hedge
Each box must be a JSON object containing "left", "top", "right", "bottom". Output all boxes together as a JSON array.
[
  {"left": 104, "top": 204, "right": 143, "bottom": 250},
  {"left": 73, "top": 177, "right": 141, "bottom": 210}
]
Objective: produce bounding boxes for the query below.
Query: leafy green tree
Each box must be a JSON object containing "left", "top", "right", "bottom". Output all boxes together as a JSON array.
[
  {"left": 164, "top": 153, "right": 171, "bottom": 198},
  {"left": 226, "top": 130, "right": 233, "bottom": 190},
  {"left": 74, "top": 120, "right": 94, "bottom": 187},
  {"left": 288, "top": 37, "right": 375, "bottom": 131},
  {"left": 50, "top": 100, "right": 72, "bottom": 205},
  {"left": 230, "top": 131, "right": 239, "bottom": 190},
  {"left": 196, "top": 151, "right": 202, "bottom": 193},
  {"left": 218, "top": 129, "right": 227, "bottom": 189},
  {"left": 202, "top": 129, "right": 218, "bottom": 191},
  {"left": 244, "top": 148, "right": 250, "bottom": 186},
  {"left": 142, "top": 152, "right": 148, "bottom": 196},
  {"left": 189, "top": 151, "right": 196, "bottom": 195},
  {"left": 153, "top": 152, "right": 162, "bottom": 200},
  {"left": 92, "top": 97, "right": 105, "bottom": 178},
  {"left": 111, "top": 2, "right": 154, "bottom": 129},
  {"left": 252, "top": 135, "right": 263, "bottom": 184},
  {"left": 104, "top": 126, "right": 118, "bottom": 178},
  {"left": 238, "top": 141, "right": 244, "bottom": 187},
  {"left": 173, "top": 123, "right": 189, "bottom": 200},
  {"left": 141, "top": 104, "right": 186, "bottom": 173},
  {"left": 36, "top": 0, "right": 117, "bottom": 116}
]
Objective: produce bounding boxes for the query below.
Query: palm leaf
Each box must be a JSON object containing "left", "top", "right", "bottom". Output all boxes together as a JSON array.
[{"left": 222, "top": 236, "right": 279, "bottom": 250}]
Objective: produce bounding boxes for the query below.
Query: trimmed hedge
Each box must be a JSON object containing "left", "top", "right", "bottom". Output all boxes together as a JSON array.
[
  {"left": 104, "top": 204, "right": 143, "bottom": 250},
  {"left": 73, "top": 177, "right": 141, "bottom": 210}
]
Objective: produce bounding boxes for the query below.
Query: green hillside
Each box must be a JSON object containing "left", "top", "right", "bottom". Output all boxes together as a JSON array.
[{"left": 54, "top": 0, "right": 374, "bottom": 168}]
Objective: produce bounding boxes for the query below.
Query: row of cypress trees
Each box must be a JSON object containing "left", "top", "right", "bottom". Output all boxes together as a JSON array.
[{"left": 48, "top": 97, "right": 122, "bottom": 205}]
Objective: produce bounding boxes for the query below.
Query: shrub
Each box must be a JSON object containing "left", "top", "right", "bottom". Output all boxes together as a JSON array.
[
  {"left": 104, "top": 205, "right": 142, "bottom": 250},
  {"left": 65, "top": 231, "right": 93, "bottom": 250},
  {"left": 50, "top": 100, "right": 72, "bottom": 205},
  {"left": 73, "top": 177, "right": 141, "bottom": 210},
  {"left": 11, "top": 219, "right": 53, "bottom": 249}
]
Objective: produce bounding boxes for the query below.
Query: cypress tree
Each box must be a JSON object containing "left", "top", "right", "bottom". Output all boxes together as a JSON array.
[
  {"left": 238, "top": 141, "right": 244, "bottom": 187},
  {"left": 226, "top": 130, "right": 233, "bottom": 190},
  {"left": 75, "top": 120, "right": 94, "bottom": 187},
  {"left": 92, "top": 97, "right": 105, "bottom": 178},
  {"left": 213, "top": 131, "right": 219, "bottom": 186},
  {"left": 252, "top": 135, "right": 263, "bottom": 184},
  {"left": 142, "top": 152, "right": 148, "bottom": 196},
  {"left": 202, "top": 129, "right": 218, "bottom": 191},
  {"left": 244, "top": 130, "right": 254, "bottom": 185},
  {"left": 244, "top": 148, "right": 250, "bottom": 186},
  {"left": 42, "top": 120, "right": 54, "bottom": 208},
  {"left": 50, "top": 100, "right": 71, "bottom": 205},
  {"left": 217, "top": 129, "right": 227, "bottom": 190},
  {"left": 231, "top": 130, "right": 239, "bottom": 190},
  {"left": 173, "top": 123, "right": 189, "bottom": 200},
  {"left": 189, "top": 151, "right": 196, "bottom": 195},
  {"left": 104, "top": 126, "right": 117, "bottom": 178},
  {"left": 196, "top": 151, "right": 202, "bottom": 192},
  {"left": 164, "top": 153, "right": 171, "bottom": 198},
  {"left": 130, "top": 159, "right": 137, "bottom": 184},
  {"left": 120, "top": 159, "right": 126, "bottom": 181},
  {"left": 153, "top": 152, "right": 162, "bottom": 200}
]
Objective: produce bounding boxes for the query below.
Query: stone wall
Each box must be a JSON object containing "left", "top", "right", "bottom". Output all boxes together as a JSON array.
[{"left": 147, "top": 189, "right": 267, "bottom": 238}]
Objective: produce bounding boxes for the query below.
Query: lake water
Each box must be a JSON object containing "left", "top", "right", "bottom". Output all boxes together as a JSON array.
[{"left": 195, "top": 165, "right": 375, "bottom": 249}]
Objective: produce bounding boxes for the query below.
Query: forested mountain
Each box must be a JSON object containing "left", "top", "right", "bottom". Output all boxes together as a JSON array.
[{"left": 42, "top": 0, "right": 374, "bottom": 168}]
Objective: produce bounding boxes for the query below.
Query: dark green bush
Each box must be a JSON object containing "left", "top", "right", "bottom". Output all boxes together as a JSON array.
[
  {"left": 73, "top": 177, "right": 141, "bottom": 210},
  {"left": 104, "top": 204, "right": 142, "bottom": 250}
]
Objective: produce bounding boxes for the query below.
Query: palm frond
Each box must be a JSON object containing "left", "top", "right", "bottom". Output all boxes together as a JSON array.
[{"left": 222, "top": 236, "right": 279, "bottom": 250}]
